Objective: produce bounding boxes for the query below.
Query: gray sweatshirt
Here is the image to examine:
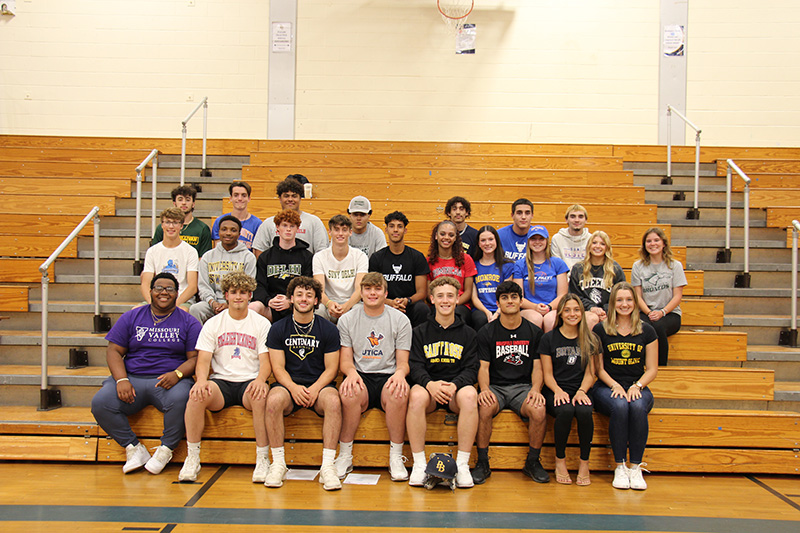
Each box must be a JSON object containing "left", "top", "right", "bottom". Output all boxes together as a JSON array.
[{"left": 197, "top": 241, "right": 257, "bottom": 304}]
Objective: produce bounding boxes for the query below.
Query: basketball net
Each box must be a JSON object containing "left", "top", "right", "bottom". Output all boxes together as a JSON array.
[{"left": 437, "top": 0, "right": 474, "bottom": 35}]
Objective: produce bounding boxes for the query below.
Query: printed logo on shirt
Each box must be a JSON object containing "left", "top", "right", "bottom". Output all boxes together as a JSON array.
[
  {"left": 217, "top": 332, "right": 257, "bottom": 350},
  {"left": 515, "top": 242, "right": 526, "bottom": 252},
  {"left": 328, "top": 268, "right": 356, "bottom": 280},
  {"left": 392, "top": 264, "right": 402, "bottom": 274},
  {"left": 136, "top": 326, "right": 148, "bottom": 342},
  {"left": 607, "top": 341, "right": 642, "bottom": 366},
  {"left": 232, "top": 347, "right": 242, "bottom": 360},
  {"left": 181, "top": 235, "right": 200, "bottom": 246},
  {"left": 494, "top": 340, "right": 530, "bottom": 366},
  {"left": 162, "top": 259, "right": 179, "bottom": 275},
  {"left": 555, "top": 345, "right": 580, "bottom": 366},
  {"left": 361, "top": 330, "right": 385, "bottom": 360},
  {"left": 642, "top": 272, "right": 671, "bottom": 294},
  {"left": 286, "top": 333, "right": 321, "bottom": 360},
  {"left": 136, "top": 326, "right": 181, "bottom": 343},
  {"left": 431, "top": 266, "right": 462, "bottom": 278},
  {"left": 267, "top": 263, "right": 303, "bottom": 279},
  {"left": 207, "top": 261, "right": 245, "bottom": 285},
  {"left": 423, "top": 341, "right": 463, "bottom": 364}
]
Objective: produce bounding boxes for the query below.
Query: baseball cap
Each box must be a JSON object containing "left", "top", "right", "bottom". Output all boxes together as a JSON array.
[
  {"left": 348, "top": 196, "right": 372, "bottom": 214},
  {"left": 528, "top": 225, "right": 549, "bottom": 239}
]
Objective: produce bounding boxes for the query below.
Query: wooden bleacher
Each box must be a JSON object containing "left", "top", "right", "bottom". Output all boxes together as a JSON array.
[{"left": 1, "top": 135, "right": 798, "bottom": 476}]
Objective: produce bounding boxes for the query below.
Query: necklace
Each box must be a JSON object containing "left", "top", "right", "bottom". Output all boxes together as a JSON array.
[
  {"left": 292, "top": 314, "right": 315, "bottom": 336},
  {"left": 151, "top": 307, "right": 176, "bottom": 325}
]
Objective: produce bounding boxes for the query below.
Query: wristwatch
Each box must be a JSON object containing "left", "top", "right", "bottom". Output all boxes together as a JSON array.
[
  {"left": 634, "top": 380, "right": 644, "bottom": 389},
  {"left": 174, "top": 369, "right": 184, "bottom": 379}
]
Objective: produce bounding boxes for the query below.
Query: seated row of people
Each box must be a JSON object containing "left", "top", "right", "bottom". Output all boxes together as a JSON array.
[
  {"left": 93, "top": 269, "right": 658, "bottom": 492},
  {"left": 143, "top": 180, "right": 684, "bottom": 366}
]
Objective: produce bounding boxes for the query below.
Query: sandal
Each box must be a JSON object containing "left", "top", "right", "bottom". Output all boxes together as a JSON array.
[
  {"left": 555, "top": 470, "right": 572, "bottom": 485},
  {"left": 576, "top": 474, "right": 591, "bottom": 486}
]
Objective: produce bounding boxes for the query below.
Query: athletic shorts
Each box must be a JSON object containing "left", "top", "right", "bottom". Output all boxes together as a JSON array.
[
  {"left": 358, "top": 371, "right": 392, "bottom": 411},
  {"left": 488, "top": 382, "right": 532, "bottom": 418},
  {"left": 271, "top": 381, "right": 336, "bottom": 416},
  {"left": 210, "top": 378, "right": 254, "bottom": 410}
]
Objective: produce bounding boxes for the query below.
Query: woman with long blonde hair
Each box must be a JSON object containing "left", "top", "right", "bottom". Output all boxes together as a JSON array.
[
  {"left": 591, "top": 282, "right": 658, "bottom": 491},
  {"left": 568, "top": 230, "right": 625, "bottom": 329},
  {"left": 540, "top": 293, "right": 598, "bottom": 485},
  {"left": 631, "top": 227, "right": 686, "bottom": 366}
]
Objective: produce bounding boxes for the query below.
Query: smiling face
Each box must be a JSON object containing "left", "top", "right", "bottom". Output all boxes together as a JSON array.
[
  {"left": 528, "top": 234, "right": 548, "bottom": 254},
  {"left": 614, "top": 289, "right": 635, "bottom": 317},
  {"left": 645, "top": 231, "right": 665, "bottom": 258},
  {"left": 225, "top": 287, "right": 252, "bottom": 311},
  {"left": 161, "top": 217, "right": 182, "bottom": 238},
  {"left": 219, "top": 220, "right": 241, "bottom": 249},
  {"left": 448, "top": 202, "right": 468, "bottom": 225},
  {"left": 230, "top": 186, "right": 251, "bottom": 211},
  {"left": 478, "top": 230, "right": 497, "bottom": 258},
  {"left": 560, "top": 298, "right": 582, "bottom": 328},
  {"left": 431, "top": 283, "right": 458, "bottom": 318},
  {"left": 279, "top": 191, "right": 300, "bottom": 211},
  {"left": 589, "top": 235, "right": 608, "bottom": 259},
  {"left": 291, "top": 286, "right": 318, "bottom": 314},
  {"left": 329, "top": 224, "right": 352, "bottom": 245},
  {"left": 436, "top": 224, "right": 456, "bottom": 252},
  {"left": 173, "top": 194, "right": 195, "bottom": 216},
  {"left": 361, "top": 283, "right": 387, "bottom": 310},
  {"left": 150, "top": 277, "right": 178, "bottom": 313}
]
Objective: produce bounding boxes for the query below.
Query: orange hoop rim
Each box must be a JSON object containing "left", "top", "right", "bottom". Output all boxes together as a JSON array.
[{"left": 437, "top": 0, "right": 474, "bottom": 20}]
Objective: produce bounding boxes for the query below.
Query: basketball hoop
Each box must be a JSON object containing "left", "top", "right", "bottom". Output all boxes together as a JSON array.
[{"left": 437, "top": 0, "right": 474, "bottom": 34}]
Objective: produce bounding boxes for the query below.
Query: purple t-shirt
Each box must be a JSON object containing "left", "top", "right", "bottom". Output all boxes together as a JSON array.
[{"left": 105, "top": 306, "right": 202, "bottom": 375}]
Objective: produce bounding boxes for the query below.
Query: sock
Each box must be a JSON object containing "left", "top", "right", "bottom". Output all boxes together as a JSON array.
[
  {"left": 187, "top": 441, "right": 201, "bottom": 456},
  {"left": 477, "top": 447, "right": 489, "bottom": 463},
  {"left": 527, "top": 446, "right": 541, "bottom": 462},
  {"left": 322, "top": 448, "right": 336, "bottom": 467},
  {"left": 256, "top": 445, "right": 269, "bottom": 457},
  {"left": 389, "top": 441, "right": 404, "bottom": 457},
  {"left": 338, "top": 441, "right": 354, "bottom": 456},
  {"left": 456, "top": 450, "right": 470, "bottom": 467},
  {"left": 412, "top": 451, "right": 426, "bottom": 468},
  {"left": 272, "top": 446, "right": 285, "bottom": 466}
]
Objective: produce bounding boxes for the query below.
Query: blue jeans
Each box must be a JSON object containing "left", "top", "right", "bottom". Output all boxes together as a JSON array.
[
  {"left": 591, "top": 383, "right": 654, "bottom": 464},
  {"left": 91, "top": 375, "right": 193, "bottom": 449}
]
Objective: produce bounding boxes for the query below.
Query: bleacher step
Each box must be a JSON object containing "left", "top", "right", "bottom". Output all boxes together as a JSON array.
[
  {"left": 748, "top": 345, "right": 800, "bottom": 362},
  {"left": 774, "top": 381, "right": 800, "bottom": 401},
  {"left": 0, "top": 365, "right": 107, "bottom": 386},
  {"left": 29, "top": 301, "right": 138, "bottom": 313},
  {"left": 0, "top": 330, "right": 107, "bottom": 346}
]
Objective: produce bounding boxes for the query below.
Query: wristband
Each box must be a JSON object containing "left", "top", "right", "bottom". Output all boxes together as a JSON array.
[{"left": 116, "top": 377, "right": 129, "bottom": 384}]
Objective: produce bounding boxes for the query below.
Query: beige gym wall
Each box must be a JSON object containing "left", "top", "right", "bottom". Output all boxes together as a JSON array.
[{"left": 1, "top": 1, "right": 798, "bottom": 146}]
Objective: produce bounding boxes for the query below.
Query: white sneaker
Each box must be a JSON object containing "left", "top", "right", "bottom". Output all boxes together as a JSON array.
[
  {"left": 178, "top": 453, "right": 201, "bottom": 482},
  {"left": 334, "top": 453, "right": 353, "bottom": 479},
  {"left": 264, "top": 462, "right": 288, "bottom": 488},
  {"left": 389, "top": 455, "right": 409, "bottom": 481},
  {"left": 144, "top": 445, "right": 173, "bottom": 474},
  {"left": 455, "top": 463, "right": 474, "bottom": 489},
  {"left": 628, "top": 463, "right": 648, "bottom": 490},
  {"left": 123, "top": 443, "right": 151, "bottom": 474},
  {"left": 252, "top": 453, "right": 270, "bottom": 483},
  {"left": 408, "top": 462, "right": 426, "bottom": 486},
  {"left": 612, "top": 464, "right": 630, "bottom": 490},
  {"left": 319, "top": 464, "right": 342, "bottom": 491}
]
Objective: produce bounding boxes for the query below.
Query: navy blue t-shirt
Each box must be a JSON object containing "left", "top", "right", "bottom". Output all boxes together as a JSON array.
[{"left": 267, "top": 315, "right": 340, "bottom": 384}]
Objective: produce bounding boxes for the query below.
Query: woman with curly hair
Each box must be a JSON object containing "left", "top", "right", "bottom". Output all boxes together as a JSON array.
[{"left": 427, "top": 220, "right": 476, "bottom": 326}]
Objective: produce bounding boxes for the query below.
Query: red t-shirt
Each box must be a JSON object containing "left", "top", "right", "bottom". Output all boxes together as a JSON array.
[{"left": 427, "top": 255, "right": 478, "bottom": 296}]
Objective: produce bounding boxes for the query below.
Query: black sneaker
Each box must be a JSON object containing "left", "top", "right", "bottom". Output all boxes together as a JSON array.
[
  {"left": 522, "top": 458, "right": 550, "bottom": 483},
  {"left": 470, "top": 460, "right": 491, "bottom": 485}
]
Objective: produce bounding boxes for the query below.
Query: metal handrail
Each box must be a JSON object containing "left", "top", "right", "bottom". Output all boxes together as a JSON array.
[
  {"left": 180, "top": 97, "right": 209, "bottom": 185},
  {"left": 722, "top": 159, "right": 752, "bottom": 288},
  {"left": 38, "top": 206, "right": 101, "bottom": 410},
  {"left": 134, "top": 149, "right": 159, "bottom": 274},
  {"left": 789, "top": 219, "right": 800, "bottom": 347},
  {"left": 666, "top": 105, "right": 702, "bottom": 219}
]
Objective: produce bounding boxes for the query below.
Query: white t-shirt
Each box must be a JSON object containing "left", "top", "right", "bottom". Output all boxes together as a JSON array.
[
  {"left": 312, "top": 246, "right": 369, "bottom": 304},
  {"left": 143, "top": 241, "right": 199, "bottom": 296},
  {"left": 252, "top": 210, "right": 329, "bottom": 254},
  {"left": 196, "top": 309, "right": 271, "bottom": 382}
]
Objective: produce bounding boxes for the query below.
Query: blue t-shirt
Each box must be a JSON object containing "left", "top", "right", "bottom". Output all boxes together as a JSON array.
[
  {"left": 211, "top": 213, "right": 263, "bottom": 250},
  {"left": 266, "top": 314, "right": 341, "bottom": 385},
  {"left": 474, "top": 261, "right": 515, "bottom": 312},
  {"left": 105, "top": 306, "right": 202, "bottom": 376},
  {"left": 497, "top": 225, "right": 529, "bottom": 262},
  {"left": 513, "top": 256, "right": 569, "bottom": 305}
]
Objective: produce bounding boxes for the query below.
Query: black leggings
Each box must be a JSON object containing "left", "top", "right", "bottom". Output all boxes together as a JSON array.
[
  {"left": 640, "top": 311, "right": 681, "bottom": 366},
  {"left": 544, "top": 389, "right": 594, "bottom": 461}
]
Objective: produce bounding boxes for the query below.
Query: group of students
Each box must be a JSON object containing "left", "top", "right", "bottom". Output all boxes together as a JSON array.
[{"left": 91, "top": 177, "right": 688, "bottom": 492}]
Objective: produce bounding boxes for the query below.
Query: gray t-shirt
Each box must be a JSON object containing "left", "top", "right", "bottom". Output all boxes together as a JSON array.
[
  {"left": 252, "top": 210, "right": 329, "bottom": 254},
  {"left": 349, "top": 223, "right": 387, "bottom": 258},
  {"left": 631, "top": 259, "right": 688, "bottom": 316},
  {"left": 337, "top": 305, "right": 412, "bottom": 374}
]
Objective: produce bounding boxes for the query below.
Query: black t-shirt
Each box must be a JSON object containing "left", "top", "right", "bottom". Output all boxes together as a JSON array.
[
  {"left": 460, "top": 224, "right": 479, "bottom": 257},
  {"left": 369, "top": 245, "right": 430, "bottom": 300},
  {"left": 267, "top": 315, "right": 341, "bottom": 385},
  {"left": 477, "top": 318, "right": 543, "bottom": 387},
  {"left": 538, "top": 328, "right": 586, "bottom": 396},
  {"left": 592, "top": 322, "right": 657, "bottom": 389}
]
